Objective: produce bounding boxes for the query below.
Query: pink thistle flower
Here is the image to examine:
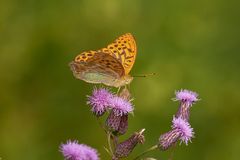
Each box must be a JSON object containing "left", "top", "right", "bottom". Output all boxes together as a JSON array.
[
  {"left": 60, "top": 140, "right": 99, "bottom": 160},
  {"left": 106, "top": 88, "right": 133, "bottom": 135},
  {"left": 174, "top": 89, "right": 199, "bottom": 106},
  {"left": 159, "top": 117, "right": 194, "bottom": 150},
  {"left": 172, "top": 117, "right": 194, "bottom": 145},
  {"left": 87, "top": 88, "right": 113, "bottom": 116},
  {"left": 173, "top": 89, "right": 199, "bottom": 121},
  {"left": 110, "top": 96, "right": 133, "bottom": 116}
]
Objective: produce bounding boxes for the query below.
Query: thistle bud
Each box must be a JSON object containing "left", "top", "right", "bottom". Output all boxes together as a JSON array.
[
  {"left": 106, "top": 88, "right": 133, "bottom": 135},
  {"left": 115, "top": 129, "right": 145, "bottom": 158},
  {"left": 118, "top": 114, "right": 128, "bottom": 135},
  {"left": 106, "top": 110, "right": 122, "bottom": 132}
]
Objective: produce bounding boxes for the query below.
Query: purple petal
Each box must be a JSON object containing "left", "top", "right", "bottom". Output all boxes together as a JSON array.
[
  {"left": 174, "top": 89, "right": 199, "bottom": 106},
  {"left": 87, "top": 88, "right": 113, "bottom": 116},
  {"left": 110, "top": 96, "right": 133, "bottom": 116},
  {"left": 172, "top": 117, "right": 194, "bottom": 145},
  {"left": 60, "top": 140, "right": 99, "bottom": 160}
]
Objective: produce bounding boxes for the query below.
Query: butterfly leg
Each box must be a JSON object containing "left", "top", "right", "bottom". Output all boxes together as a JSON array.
[
  {"left": 117, "top": 87, "right": 121, "bottom": 94},
  {"left": 126, "top": 83, "right": 131, "bottom": 91}
]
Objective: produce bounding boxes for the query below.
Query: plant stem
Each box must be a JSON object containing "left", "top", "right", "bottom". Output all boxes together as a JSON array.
[
  {"left": 113, "top": 135, "right": 118, "bottom": 149},
  {"left": 133, "top": 145, "right": 158, "bottom": 160},
  {"left": 107, "top": 131, "right": 114, "bottom": 156},
  {"left": 168, "top": 143, "right": 177, "bottom": 160}
]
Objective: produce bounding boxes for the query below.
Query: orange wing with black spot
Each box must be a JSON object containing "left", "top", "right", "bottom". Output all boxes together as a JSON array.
[
  {"left": 99, "top": 33, "right": 137, "bottom": 75},
  {"left": 74, "top": 50, "right": 96, "bottom": 62},
  {"left": 74, "top": 33, "right": 137, "bottom": 76}
]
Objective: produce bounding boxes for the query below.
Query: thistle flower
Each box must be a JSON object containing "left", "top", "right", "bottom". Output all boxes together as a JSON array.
[
  {"left": 106, "top": 89, "right": 133, "bottom": 135},
  {"left": 174, "top": 89, "right": 199, "bottom": 106},
  {"left": 172, "top": 117, "right": 194, "bottom": 144},
  {"left": 87, "top": 88, "right": 113, "bottom": 116},
  {"left": 110, "top": 96, "right": 134, "bottom": 116},
  {"left": 158, "top": 117, "right": 194, "bottom": 150},
  {"left": 173, "top": 89, "right": 199, "bottom": 121},
  {"left": 115, "top": 129, "right": 145, "bottom": 158},
  {"left": 60, "top": 140, "right": 99, "bottom": 160}
]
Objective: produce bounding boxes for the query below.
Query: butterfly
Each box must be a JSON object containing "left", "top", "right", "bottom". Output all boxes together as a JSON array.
[{"left": 69, "top": 33, "right": 137, "bottom": 88}]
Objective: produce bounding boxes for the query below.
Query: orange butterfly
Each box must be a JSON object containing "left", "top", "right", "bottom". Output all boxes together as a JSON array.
[{"left": 69, "top": 33, "right": 137, "bottom": 87}]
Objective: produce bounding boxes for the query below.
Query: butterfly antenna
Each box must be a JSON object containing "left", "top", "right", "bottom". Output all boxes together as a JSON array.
[{"left": 132, "top": 73, "right": 156, "bottom": 77}]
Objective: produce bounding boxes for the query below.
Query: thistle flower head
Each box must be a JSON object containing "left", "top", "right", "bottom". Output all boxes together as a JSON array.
[
  {"left": 110, "top": 96, "right": 134, "bottom": 116},
  {"left": 172, "top": 117, "right": 194, "bottom": 145},
  {"left": 158, "top": 117, "right": 194, "bottom": 150},
  {"left": 60, "top": 140, "right": 99, "bottom": 160},
  {"left": 174, "top": 89, "right": 199, "bottom": 106},
  {"left": 87, "top": 88, "right": 113, "bottom": 116}
]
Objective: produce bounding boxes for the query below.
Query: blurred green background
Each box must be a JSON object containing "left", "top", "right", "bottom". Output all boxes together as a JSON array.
[{"left": 0, "top": 0, "right": 239, "bottom": 159}]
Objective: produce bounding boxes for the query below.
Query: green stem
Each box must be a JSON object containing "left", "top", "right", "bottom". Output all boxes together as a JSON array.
[
  {"left": 96, "top": 117, "right": 114, "bottom": 157},
  {"left": 168, "top": 143, "right": 177, "bottom": 160},
  {"left": 133, "top": 145, "right": 158, "bottom": 160},
  {"left": 107, "top": 132, "right": 114, "bottom": 156},
  {"left": 113, "top": 135, "right": 118, "bottom": 149}
]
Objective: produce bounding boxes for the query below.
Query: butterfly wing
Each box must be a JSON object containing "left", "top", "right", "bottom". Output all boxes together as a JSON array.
[
  {"left": 70, "top": 51, "right": 125, "bottom": 86},
  {"left": 99, "top": 33, "right": 137, "bottom": 75}
]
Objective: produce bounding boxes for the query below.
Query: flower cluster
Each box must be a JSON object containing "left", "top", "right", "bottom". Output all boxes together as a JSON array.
[
  {"left": 60, "top": 88, "right": 200, "bottom": 160},
  {"left": 158, "top": 89, "right": 199, "bottom": 150},
  {"left": 87, "top": 88, "right": 144, "bottom": 158},
  {"left": 60, "top": 140, "right": 99, "bottom": 160},
  {"left": 87, "top": 87, "right": 134, "bottom": 135},
  {"left": 87, "top": 88, "right": 133, "bottom": 117}
]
